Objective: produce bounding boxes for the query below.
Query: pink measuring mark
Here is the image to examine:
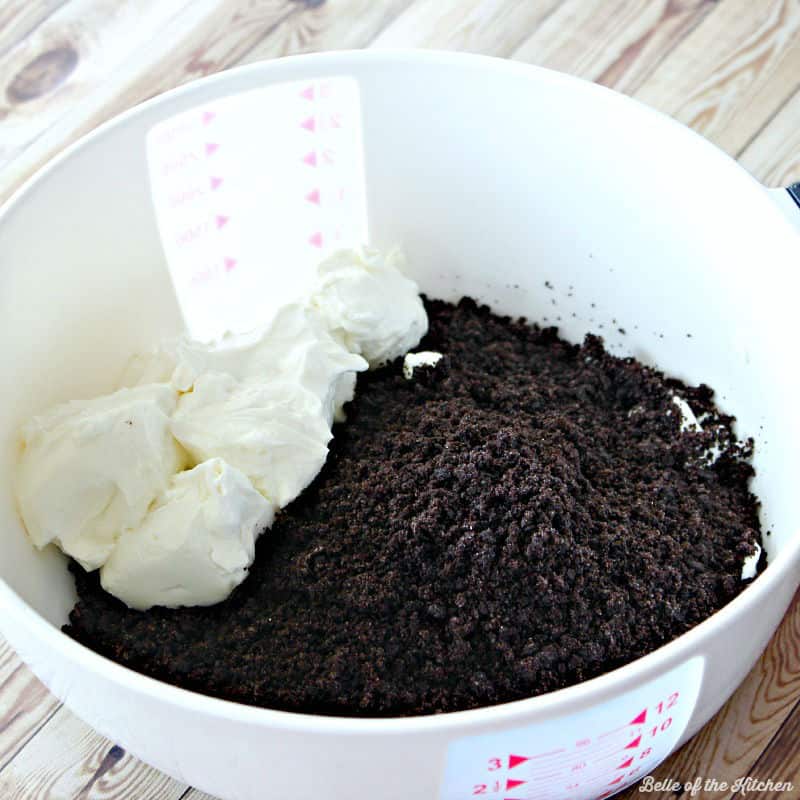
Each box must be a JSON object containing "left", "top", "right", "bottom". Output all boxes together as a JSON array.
[
  {"left": 205, "top": 142, "right": 220, "bottom": 156},
  {"left": 507, "top": 734, "right": 639, "bottom": 792},
  {"left": 189, "top": 253, "right": 232, "bottom": 284},
  {"left": 175, "top": 220, "right": 211, "bottom": 246},
  {"left": 589, "top": 746, "right": 638, "bottom": 765},
  {"left": 153, "top": 118, "right": 194, "bottom": 146},
  {"left": 224, "top": 257, "right": 237, "bottom": 272},
  {"left": 306, "top": 188, "right": 321, "bottom": 205},
  {"left": 589, "top": 735, "right": 633, "bottom": 754},
  {"left": 528, "top": 770, "right": 566, "bottom": 781},
  {"left": 624, "top": 735, "right": 642, "bottom": 750},
  {"left": 309, "top": 232, "right": 323, "bottom": 248},
  {"left": 629, "top": 709, "right": 648, "bottom": 726},
  {"left": 510, "top": 749, "right": 565, "bottom": 768},
  {"left": 209, "top": 176, "right": 223, "bottom": 190},
  {"left": 160, "top": 152, "right": 200, "bottom": 177},
  {"left": 552, "top": 744, "right": 612, "bottom": 763},
  {"left": 215, "top": 215, "right": 229, "bottom": 229},
  {"left": 579, "top": 765, "right": 637, "bottom": 785},
  {"left": 524, "top": 755, "right": 579, "bottom": 771},
  {"left": 506, "top": 779, "right": 526, "bottom": 791},
  {"left": 599, "top": 724, "right": 638, "bottom": 739},
  {"left": 301, "top": 116, "right": 316, "bottom": 132},
  {"left": 599, "top": 712, "right": 647, "bottom": 739},
  {"left": 201, "top": 110, "right": 216, "bottom": 125},
  {"left": 593, "top": 734, "right": 625, "bottom": 750},
  {"left": 168, "top": 186, "right": 204, "bottom": 207},
  {"left": 300, "top": 85, "right": 315, "bottom": 101},
  {"left": 517, "top": 756, "right": 582, "bottom": 774},
  {"left": 303, "top": 151, "right": 318, "bottom": 167}
]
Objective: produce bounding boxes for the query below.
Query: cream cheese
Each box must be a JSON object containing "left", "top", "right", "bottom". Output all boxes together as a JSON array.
[
  {"left": 16, "top": 384, "right": 185, "bottom": 571},
  {"left": 171, "top": 373, "right": 332, "bottom": 508},
  {"left": 672, "top": 395, "right": 702, "bottom": 433},
  {"left": 309, "top": 247, "right": 428, "bottom": 367},
  {"left": 741, "top": 542, "right": 762, "bottom": 581},
  {"left": 403, "top": 351, "right": 443, "bottom": 379},
  {"left": 16, "top": 247, "right": 428, "bottom": 609},
  {"left": 170, "top": 304, "right": 368, "bottom": 426},
  {"left": 101, "top": 459, "right": 274, "bottom": 610}
]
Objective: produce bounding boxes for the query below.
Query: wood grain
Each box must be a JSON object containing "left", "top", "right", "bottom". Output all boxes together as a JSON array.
[
  {"left": 732, "top": 699, "right": 800, "bottom": 798},
  {"left": 0, "top": 0, "right": 199, "bottom": 166},
  {"left": 618, "top": 591, "right": 800, "bottom": 799},
  {"left": 511, "top": 0, "right": 715, "bottom": 94},
  {"left": 1, "top": 0, "right": 800, "bottom": 797},
  {"left": 0, "top": 0, "right": 67, "bottom": 58},
  {"left": 0, "top": 0, "right": 417, "bottom": 205},
  {"left": 634, "top": 0, "right": 800, "bottom": 156},
  {"left": 0, "top": 640, "right": 60, "bottom": 772},
  {"left": 0, "top": 0, "right": 295, "bottom": 203},
  {"left": 370, "top": 0, "right": 562, "bottom": 57},
  {"left": 0, "top": 705, "right": 188, "bottom": 800},
  {"left": 739, "top": 88, "right": 800, "bottom": 187},
  {"left": 239, "top": 0, "right": 417, "bottom": 62}
]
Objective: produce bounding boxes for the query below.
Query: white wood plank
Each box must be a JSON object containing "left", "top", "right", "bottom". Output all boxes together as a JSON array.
[
  {"left": 238, "top": 0, "right": 416, "bottom": 62},
  {"left": 0, "top": 0, "right": 68, "bottom": 58},
  {"left": 0, "top": 638, "right": 60, "bottom": 771},
  {"left": 0, "top": 704, "right": 188, "bottom": 799},
  {"left": 370, "top": 0, "right": 561, "bottom": 56},
  {"left": 1, "top": 1, "right": 800, "bottom": 798},
  {"left": 634, "top": 0, "right": 800, "bottom": 155},
  {"left": 0, "top": 0, "right": 296, "bottom": 203},
  {"left": 739, "top": 88, "right": 800, "bottom": 187},
  {"left": 0, "top": 0, "right": 200, "bottom": 168},
  {"left": 511, "top": 0, "right": 714, "bottom": 94}
]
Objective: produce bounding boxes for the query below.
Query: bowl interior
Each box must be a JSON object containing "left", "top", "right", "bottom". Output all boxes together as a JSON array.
[{"left": 1, "top": 54, "right": 798, "bottom": 628}]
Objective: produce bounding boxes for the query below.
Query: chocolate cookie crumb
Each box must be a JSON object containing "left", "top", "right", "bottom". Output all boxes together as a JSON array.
[{"left": 65, "top": 297, "right": 762, "bottom": 717}]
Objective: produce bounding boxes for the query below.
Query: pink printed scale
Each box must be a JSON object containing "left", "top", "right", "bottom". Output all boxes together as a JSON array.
[
  {"left": 439, "top": 659, "right": 704, "bottom": 800},
  {"left": 146, "top": 77, "right": 368, "bottom": 342}
]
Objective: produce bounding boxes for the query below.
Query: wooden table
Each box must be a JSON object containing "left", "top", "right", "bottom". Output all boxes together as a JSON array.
[{"left": 1, "top": 1, "right": 799, "bottom": 798}]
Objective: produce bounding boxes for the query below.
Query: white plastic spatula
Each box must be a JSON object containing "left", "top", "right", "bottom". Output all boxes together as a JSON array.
[{"left": 146, "top": 77, "right": 368, "bottom": 342}]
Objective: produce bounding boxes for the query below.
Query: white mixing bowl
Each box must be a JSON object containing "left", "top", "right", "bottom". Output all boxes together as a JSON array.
[{"left": 1, "top": 51, "right": 799, "bottom": 800}]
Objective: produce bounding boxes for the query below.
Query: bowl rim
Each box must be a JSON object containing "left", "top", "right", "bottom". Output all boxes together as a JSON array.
[{"left": 1, "top": 47, "right": 798, "bottom": 735}]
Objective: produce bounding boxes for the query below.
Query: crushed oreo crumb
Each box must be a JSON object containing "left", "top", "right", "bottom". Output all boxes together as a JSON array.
[{"left": 65, "top": 297, "right": 762, "bottom": 717}]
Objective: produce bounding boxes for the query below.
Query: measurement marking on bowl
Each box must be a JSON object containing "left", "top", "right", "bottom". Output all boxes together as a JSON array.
[
  {"left": 146, "top": 76, "right": 368, "bottom": 342},
  {"left": 439, "top": 657, "right": 703, "bottom": 800}
]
